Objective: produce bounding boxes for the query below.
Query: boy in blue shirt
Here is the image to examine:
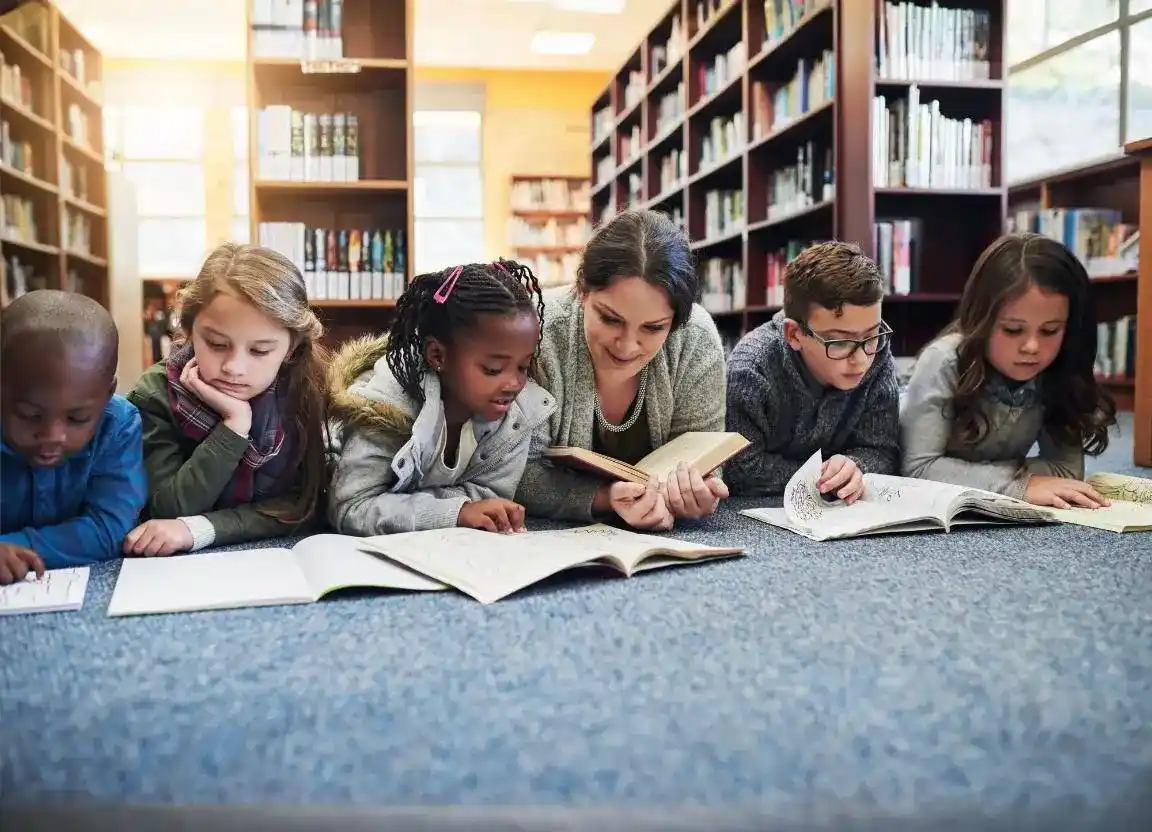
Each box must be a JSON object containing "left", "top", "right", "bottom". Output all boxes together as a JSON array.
[{"left": 1, "top": 290, "right": 147, "bottom": 584}]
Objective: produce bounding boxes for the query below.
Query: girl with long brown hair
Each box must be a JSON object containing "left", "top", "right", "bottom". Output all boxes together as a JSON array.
[
  {"left": 123, "top": 243, "right": 330, "bottom": 555},
  {"left": 900, "top": 232, "right": 1117, "bottom": 509}
]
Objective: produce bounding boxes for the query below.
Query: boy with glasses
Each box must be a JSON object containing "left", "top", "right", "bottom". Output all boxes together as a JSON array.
[{"left": 724, "top": 241, "right": 900, "bottom": 502}]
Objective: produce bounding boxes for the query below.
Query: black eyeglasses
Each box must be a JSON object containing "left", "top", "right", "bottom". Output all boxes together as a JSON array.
[{"left": 802, "top": 322, "right": 893, "bottom": 360}]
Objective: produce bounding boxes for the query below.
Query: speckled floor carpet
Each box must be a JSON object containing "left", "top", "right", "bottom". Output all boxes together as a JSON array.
[{"left": 1, "top": 417, "right": 1149, "bottom": 829}]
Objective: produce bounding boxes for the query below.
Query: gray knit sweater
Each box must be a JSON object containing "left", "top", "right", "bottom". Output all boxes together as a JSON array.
[
  {"left": 515, "top": 289, "right": 727, "bottom": 521},
  {"left": 724, "top": 311, "right": 900, "bottom": 497}
]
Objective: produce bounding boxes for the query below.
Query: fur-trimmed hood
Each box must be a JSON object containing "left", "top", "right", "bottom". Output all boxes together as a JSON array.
[{"left": 327, "top": 334, "right": 416, "bottom": 438}]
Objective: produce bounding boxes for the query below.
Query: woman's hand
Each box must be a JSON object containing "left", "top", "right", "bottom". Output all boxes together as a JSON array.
[
  {"left": 663, "top": 462, "right": 728, "bottom": 519},
  {"left": 1024, "top": 475, "right": 1109, "bottom": 510},
  {"left": 180, "top": 357, "right": 252, "bottom": 437},
  {"left": 123, "top": 519, "right": 194, "bottom": 557},
  {"left": 609, "top": 479, "right": 673, "bottom": 531}
]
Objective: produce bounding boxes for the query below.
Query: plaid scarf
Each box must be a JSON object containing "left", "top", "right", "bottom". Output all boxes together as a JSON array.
[{"left": 164, "top": 342, "right": 294, "bottom": 509}]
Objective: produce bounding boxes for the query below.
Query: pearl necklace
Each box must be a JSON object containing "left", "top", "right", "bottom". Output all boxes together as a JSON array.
[{"left": 595, "top": 364, "right": 649, "bottom": 434}]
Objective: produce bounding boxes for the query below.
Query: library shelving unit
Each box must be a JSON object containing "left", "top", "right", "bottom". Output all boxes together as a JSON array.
[
  {"left": 0, "top": 0, "right": 108, "bottom": 310},
  {"left": 1122, "top": 137, "right": 1152, "bottom": 466},
  {"left": 508, "top": 173, "right": 591, "bottom": 289},
  {"left": 246, "top": 0, "right": 413, "bottom": 346},
  {"left": 1007, "top": 153, "right": 1141, "bottom": 413},
  {"left": 589, "top": 0, "right": 1007, "bottom": 357}
]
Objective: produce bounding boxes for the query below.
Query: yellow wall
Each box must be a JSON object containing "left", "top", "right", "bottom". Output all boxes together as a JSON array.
[{"left": 415, "top": 68, "right": 608, "bottom": 258}]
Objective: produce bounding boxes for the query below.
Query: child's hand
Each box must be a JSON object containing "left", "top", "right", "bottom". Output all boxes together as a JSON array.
[
  {"left": 458, "top": 499, "right": 527, "bottom": 533},
  {"left": 664, "top": 462, "right": 728, "bottom": 519},
  {"left": 180, "top": 357, "right": 253, "bottom": 436},
  {"left": 818, "top": 455, "right": 864, "bottom": 504},
  {"left": 1024, "top": 475, "right": 1109, "bottom": 510},
  {"left": 610, "top": 479, "right": 674, "bottom": 531},
  {"left": 0, "top": 543, "right": 45, "bottom": 585},
  {"left": 123, "top": 519, "right": 194, "bottom": 557}
]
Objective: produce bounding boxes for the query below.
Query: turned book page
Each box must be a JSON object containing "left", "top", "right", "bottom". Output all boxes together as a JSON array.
[
  {"left": 1045, "top": 472, "right": 1152, "bottom": 533},
  {"left": 543, "top": 432, "right": 750, "bottom": 484}
]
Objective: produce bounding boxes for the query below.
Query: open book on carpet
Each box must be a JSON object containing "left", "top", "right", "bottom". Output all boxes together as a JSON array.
[
  {"left": 740, "top": 450, "right": 1055, "bottom": 541},
  {"left": 1045, "top": 472, "right": 1152, "bottom": 533},
  {"left": 543, "top": 431, "right": 750, "bottom": 484},
  {"left": 107, "top": 526, "right": 744, "bottom": 615}
]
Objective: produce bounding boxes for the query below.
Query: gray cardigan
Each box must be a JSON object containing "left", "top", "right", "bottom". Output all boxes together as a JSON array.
[
  {"left": 515, "top": 290, "right": 727, "bottom": 520},
  {"left": 327, "top": 336, "right": 556, "bottom": 534},
  {"left": 899, "top": 333, "right": 1083, "bottom": 499}
]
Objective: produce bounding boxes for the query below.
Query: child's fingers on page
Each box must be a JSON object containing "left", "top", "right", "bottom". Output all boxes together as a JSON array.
[
  {"left": 17, "top": 548, "right": 45, "bottom": 577},
  {"left": 488, "top": 505, "right": 513, "bottom": 533},
  {"left": 0, "top": 560, "right": 15, "bottom": 585},
  {"left": 508, "top": 502, "right": 527, "bottom": 531}
]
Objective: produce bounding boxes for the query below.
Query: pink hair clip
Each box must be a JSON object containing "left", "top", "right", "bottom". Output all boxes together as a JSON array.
[
  {"left": 493, "top": 260, "right": 509, "bottom": 276},
  {"left": 434, "top": 265, "right": 463, "bottom": 304}
]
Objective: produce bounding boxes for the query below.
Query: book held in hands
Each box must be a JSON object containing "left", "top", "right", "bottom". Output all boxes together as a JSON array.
[{"left": 543, "top": 431, "right": 750, "bottom": 484}]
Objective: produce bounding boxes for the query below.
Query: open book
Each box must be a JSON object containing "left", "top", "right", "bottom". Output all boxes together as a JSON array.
[
  {"left": 107, "top": 526, "right": 744, "bottom": 615},
  {"left": 0, "top": 567, "right": 90, "bottom": 615},
  {"left": 543, "top": 431, "right": 750, "bottom": 484},
  {"left": 1045, "top": 471, "right": 1152, "bottom": 533},
  {"left": 740, "top": 450, "right": 1055, "bottom": 540}
]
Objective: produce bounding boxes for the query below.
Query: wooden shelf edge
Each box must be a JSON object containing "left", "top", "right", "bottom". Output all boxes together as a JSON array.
[
  {"left": 2, "top": 237, "right": 58, "bottom": 255},
  {"left": 0, "top": 95, "right": 56, "bottom": 131},
  {"left": 0, "top": 163, "right": 58, "bottom": 195},
  {"left": 254, "top": 179, "right": 408, "bottom": 192},
  {"left": 58, "top": 69, "right": 103, "bottom": 109},
  {"left": 0, "top": 24, "right": 52, "bottom": 69},
  {"left": 251, "top": 57, "right": 408, "bottom": 70},
  {"left": 63, "top": 194, "right": 107, "bottom": 217},
  {"left": 747, "top": 3, "right": 833, "bottom": 72},
  {"left": 65, "top": 250, "right": 108, "bottom": 267}
]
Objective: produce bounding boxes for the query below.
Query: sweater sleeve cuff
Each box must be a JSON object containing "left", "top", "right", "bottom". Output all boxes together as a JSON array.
[
  {"left": 179, "top": 515, "right": 217, "bottom": 551},
  {"left": 416, "top": 496, "right": 470, "bottom": 531},
  {"left": 1006, "top": 473, "right": 1030, "bottom": 501}
]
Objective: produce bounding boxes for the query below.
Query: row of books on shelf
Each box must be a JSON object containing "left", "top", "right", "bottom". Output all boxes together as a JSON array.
[
  {"left": 1096, "top": 317, "right": 1137, "bottom": 383},
  {"left": 65, "top": 104, "right": 93, "bottom": 149},
  {"left": 508, "top": 217, "right": 590, "bottom": 249},
  {"left": 705, "top": 188, "right": 744, "bottom": 240},
  {"left": 619, "top": 123, "right": 643, "bottom": 167},
  {"left": 652, "top": 15, "right": 686, "bottom": 78},
  {"left": 622, "top": 69, "right": 645, "bottom": 114},
  {"left": 510, "top": 179, "right": 591, "bottom": 213},
  {"left": 700, "top": 111, "right": 744, "bottom": 170},
  {"left": 768, "top": 141, "right": 833, "bottom": 220},
  {"left": 700, "top": 257, "right": 746, "bottom": 315},
  {"left": 257, "top": 222, "right": 406, "bottom": 302},
  {"left": 764, "top": 0, "right": 831, "bottom": 47},
  {"left": 256, "top": 107, "right": 360, "bottom": 182},
  {"left": 749, "top": 52, "right": 834, "bottom": 142},
  {"left": 874, "top": 219, "right": 920, "bottom": 296},
  {"left": 4, "top": 254, "right": 87, "bottom": 301},
  {"left": 1006, "top": 208, "right": 1139, "bottom": 278},
  {"left": 1, "top": 121, "right": 37, "bottom": 178},
  {"left": 1, "top": 57, "right": 37, "bottom": 114},
  {"left": 872, "top": 87, "right": 994, "bottom": 190},
  {"left": 876, "top": 1, "right": 992, "bottom": 82},
  {"left": 60, "top": 157, "right": 91, "bottom": 203},
  {"left": 698, "top": 42, "right": 746, "bottom": 101},
  {"left": 250, "top": 0, "right": 346, "bottom": 60},
  {"left": 653, "top": 83, "right": 686, "bottom": 137},
  {"left": 63, "top": 212, "right": 96, "bottom": 257},
  {"left": 2, "top": 195, "right": 40, "bottom": 246},
  {"left": 519, "top": 252, "right": 580, "bottom": 289},
  {"left": 654, "top": 147, "right": 687, "bottom": 195}
]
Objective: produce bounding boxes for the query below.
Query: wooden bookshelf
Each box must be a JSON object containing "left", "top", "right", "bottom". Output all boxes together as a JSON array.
[
  {"left": 0, "top": 0, "right": 109, "bottom": 310},
  {"left": 1122, "top": 137, "right": 1152, "bottom": 466},
  {"left": 1007, "top": 153, "right": 1141, "bottom": 413},
  {"left": 589, "top": 0, "right": 1007, "bottom": 358},
  {"left": 509, "top": 173, "right": 590, "bottom": 289},
  {"left": 245, "top": 0, "right": 413, "bottom": 346}
]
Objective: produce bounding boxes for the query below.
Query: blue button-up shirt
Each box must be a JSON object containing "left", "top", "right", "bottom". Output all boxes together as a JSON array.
[{"left": 1, "top": 394, "right": 147, "bottom": 568}]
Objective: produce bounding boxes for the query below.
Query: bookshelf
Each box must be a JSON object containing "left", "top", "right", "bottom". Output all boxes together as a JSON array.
[
  {"left": 1007, "top": 153, "right": 1141, "bottom": 413},
  {"left": 508, "top": 173, "right": 590, "bottom": 289},
  {"left": 589, "top": 0, "right": 1006, "bottom": 358},
  {"left": 0, "top": 0, "right": 108, "bottom": 311},
  {"left": 1122, "top": 137, "right": 1152, "bottom": 467},
  {"left": 246, "top": 0, "right": 413, "bottom": 346}
]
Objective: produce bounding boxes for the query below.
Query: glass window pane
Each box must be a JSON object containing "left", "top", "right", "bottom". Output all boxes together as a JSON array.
[
  {"left": 234, "top": 163, "right": 249, "bottom": 214},
  {"left": 1128, "top": 17, "right": 1152, "bottom": 142},
  {"left": 121, "top": 106, "right": 205, "bottom": 159},
  {"left": 1006, "top": 32, "right": 1120, "bottom": 182},
  {"left": 232, "top": 106, "right": 248, "bottom": 160},
  {"left": 414, "top": 219, "right": 484, "bottom": 273},
  {"left": 121, "top": 161, "right": 206, "bottom": 216},
  {"left": 104, "top": 107, "right": 122, "bottom": 161},
  {"left": 138, "top": 218, "right": 208, "bottom": 277},
  {"left": 1132, "top": 1, "right": 1152, "bottom": 13},
  {"left": 231, "top": 217, "right": 251, "bottom": 244},
  {"left": 414, "top": 164, "right": 482, "bottom": 219},
  {"left": 413, "top": 110, "right": 481, "bottom": 164},
  {"left": 1007, "top": 1, "right": 1120, "bottom": 65}
]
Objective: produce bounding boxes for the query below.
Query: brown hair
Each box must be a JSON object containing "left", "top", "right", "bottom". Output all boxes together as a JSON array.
[
  {"left": 941, "top": 232, "right": 1115, "bottom": 453},
  {"left": 782, "top": 241, "right": 885, "bottom": 323},
  {"left": 175, "top": 243, "right": 330, "bottom": 525}
]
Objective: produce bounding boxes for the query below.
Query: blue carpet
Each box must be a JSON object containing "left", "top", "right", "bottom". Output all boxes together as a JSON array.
[{"left": 1, "top": 418, "right": 1150, "bottom": 821}]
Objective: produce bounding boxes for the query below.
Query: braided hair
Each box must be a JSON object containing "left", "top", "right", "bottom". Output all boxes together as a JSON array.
[{"left": 386, "top": 258, "right": 545, "bottom": 402}]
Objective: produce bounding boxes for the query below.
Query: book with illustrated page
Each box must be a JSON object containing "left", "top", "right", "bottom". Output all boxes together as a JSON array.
[
  {"left": 0, "top": 567, "right": 90, "bottom": 616},
  {"left": 740, "top": 450, "right": 1055, "bottom": 541},
  {"left": 1044, "top": 471, "right": 1152, "bottom": 533},
  {"left": 543, "top": 431, "right": 751, "bottom": 484},
  {"left": 107, "top": 526, "right": 745, "bottom": 615}
]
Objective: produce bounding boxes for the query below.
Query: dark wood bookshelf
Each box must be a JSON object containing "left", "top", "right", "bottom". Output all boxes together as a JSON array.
[
  {"left": 0, "top": 0, "right": 109, "bottom": 311},
  {"left": 1007, "top": 152, "right": 1142, "bottom": 413},
  {"left": 589, "top": 0, "right": 1008, "bottom": 358},
  {"left": 246, "top": 0, "right": 412, "bottom": 347},
  {"left": 1123, "top": 138, "right": 1152, "bottom": 465}
]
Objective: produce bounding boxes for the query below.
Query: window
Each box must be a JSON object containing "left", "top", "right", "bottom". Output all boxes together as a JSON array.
[
  {"left": 1007, "top": 1, "right": 1119, "bottom": 64},
  {"left": 121, "top": 162, "right": 206, "bottom": 216},
  {"left": 413, "top": 86, "right": 485, "bottom": 273},
  {"left": 1128, "top": 16, "right": 1152, "bottom": 141},
  {"left": 137, "top": 218, "right": 209, "bottom": 278},
  {"left": 120, "top": 106, "right": 205, "bottom": 159}
]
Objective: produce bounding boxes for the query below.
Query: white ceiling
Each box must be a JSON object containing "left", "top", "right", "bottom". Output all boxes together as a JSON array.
[{"left": 52, "top": 0, "right": 673, "bottom": 70}]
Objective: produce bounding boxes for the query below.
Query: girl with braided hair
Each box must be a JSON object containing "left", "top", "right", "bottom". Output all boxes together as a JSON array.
[{"left": 327, "top": 259, "right": 555, "bottom": 534}]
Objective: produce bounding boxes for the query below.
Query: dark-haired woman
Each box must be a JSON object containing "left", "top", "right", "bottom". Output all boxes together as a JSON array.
[
  {"left": 900, "top": 232, "right": 1117, "bottom": 509},
  {"left": 516, "top": 209, "right": 729, "bottom": 530},
  {"left": 327, "top": 259, "right": 556, "bottom": 534}
]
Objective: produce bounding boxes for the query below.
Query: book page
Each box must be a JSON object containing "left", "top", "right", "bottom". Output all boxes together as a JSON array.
[
  {"left": 634, "top": 432, "right": 750, "bottom": 480},
  {"left": 107, "top": 548, "right": 315, "bottom": 617},
  {"left": 541, "top": 447, "right": 643, "bottom": 482},
  {"left": 291, "top": 533, "right": 448, "bottom": 596},
  {"left": 1047, "top": 499, "right": 1152, "bottom": 533},
  {"left": 0, "top": 567, "right": 89, "bottom": 616},
  {"left": 1088, "top": 472, "right": 1152, "bottom": 506}
]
